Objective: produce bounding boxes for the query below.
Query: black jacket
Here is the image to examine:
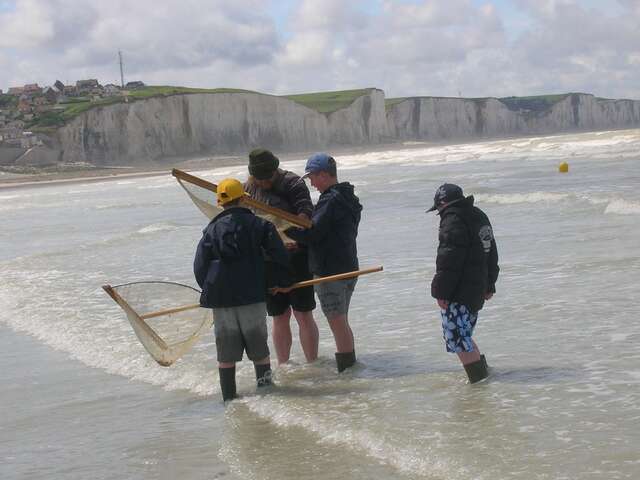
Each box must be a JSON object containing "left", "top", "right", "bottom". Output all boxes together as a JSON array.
[
  {"left": 245, "top": 169, "right": 314, "bottom": 217},
  {"left": 285, "top": 182, "right": 362, "bottom": 276},
  {"left": 431, "top": 196, "right": 499, "bottom": 313},
  {"left": 194, "top": 207, "right": 292, "bottom": 308}
]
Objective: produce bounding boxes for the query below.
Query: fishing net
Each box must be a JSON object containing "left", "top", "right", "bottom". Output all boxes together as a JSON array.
[
  {"left": 173, "top": 169, "right": 309, "bottom": 242},
  {"left": 103, "top": 281, "right": 211, "bottom": 366}
]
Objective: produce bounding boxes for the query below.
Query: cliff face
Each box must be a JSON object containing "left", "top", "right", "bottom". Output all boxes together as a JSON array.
[
  {"left": 57, "top": 89, "right": 387, "bottom": 165},
  {"left": 53, "top": 91, "right": 640, "bottom": 165},
  {"left": 386, "top": 93, "right": 640, "bottom": 140}
]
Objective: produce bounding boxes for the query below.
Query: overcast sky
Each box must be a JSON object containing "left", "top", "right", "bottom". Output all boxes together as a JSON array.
[{"left": 1, "top": 0, "right": 638, "bottom": 99}]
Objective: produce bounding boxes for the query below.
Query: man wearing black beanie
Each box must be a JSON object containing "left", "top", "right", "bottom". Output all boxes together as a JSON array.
[{"left": 246, "top": 149, "right": 319, "bottom": 365}]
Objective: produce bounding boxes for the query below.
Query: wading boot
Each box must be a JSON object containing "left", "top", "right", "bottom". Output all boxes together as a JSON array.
[
  {"left": 481, "top": 354, "right": 489, "bottom": 370},
  {"left": 219, "top": 367, "right": 237, "bottom": 402},
  {"left": 463, "top": 358, "right": 489, "bottom": 384},
  {"left": 255, "top": 364, "right": 273, "bottom": 387},
  {"left": 335, "top": 351, "right": 356, "bottom": 373}
]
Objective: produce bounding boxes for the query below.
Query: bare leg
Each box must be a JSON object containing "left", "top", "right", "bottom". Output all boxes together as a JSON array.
[
  {"left": 292, "top": 309, "right": 319, "bottom": 362},
  {"left": 254, "top": 355, "right": 271, "bottom": 366},
  {"left": 327, "top": 314, "right": 354, "bottom": 353},
  {"left": 456, "top": 339, "right": 481, "bottom": 365},
  {"left": 272, "top": 308, "right": 293, "bottom": 364}
]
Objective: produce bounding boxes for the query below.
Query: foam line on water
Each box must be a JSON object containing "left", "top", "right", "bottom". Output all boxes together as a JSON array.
[
  {"left": 0, "top": 264, "right": 219, "bottom": 396},
  {"left": 242, "top": 395, "right": 472, "bottom": 479}
]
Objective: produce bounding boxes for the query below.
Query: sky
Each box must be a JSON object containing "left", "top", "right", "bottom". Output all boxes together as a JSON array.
[{"left": 0, "top": 0, "right": 639, "bottom": 99}]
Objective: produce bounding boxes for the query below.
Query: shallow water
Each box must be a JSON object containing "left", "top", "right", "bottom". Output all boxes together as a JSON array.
[{"left": 2, "top": 129, "right": 640, "bottom": 479}]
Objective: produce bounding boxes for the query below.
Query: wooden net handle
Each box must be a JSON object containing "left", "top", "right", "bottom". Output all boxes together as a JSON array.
[{"left": 172, "top": 169, "right": 312, "bottom": 229}]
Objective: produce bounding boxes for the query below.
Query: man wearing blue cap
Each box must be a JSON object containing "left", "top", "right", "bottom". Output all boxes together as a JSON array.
[
  {"left": 427, "top": 183, "right": 500, "bottom": 383},
  {"left": 284, "top": 153, "right": 363, "bottom": 372}
]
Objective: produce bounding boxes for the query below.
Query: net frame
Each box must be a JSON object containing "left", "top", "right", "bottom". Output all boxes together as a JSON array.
[{"left": 102, "top": 281, "right": 212, "bottom": 367}]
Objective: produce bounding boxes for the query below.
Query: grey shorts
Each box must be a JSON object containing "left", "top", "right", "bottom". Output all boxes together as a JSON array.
[
  {"left": 212, "top": 302, "right": 270, "bottom": 363},
  {"left": 315, "top": 278, "right": 357, "bottom": 319}
]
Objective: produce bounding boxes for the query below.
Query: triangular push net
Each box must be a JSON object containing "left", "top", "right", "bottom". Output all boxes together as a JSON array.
[
  {"left": 173, "top": 169, "right": 311, "bottom": 238},
  {"left": 103, "top": 281, "right": 211, "bottom": 366}
]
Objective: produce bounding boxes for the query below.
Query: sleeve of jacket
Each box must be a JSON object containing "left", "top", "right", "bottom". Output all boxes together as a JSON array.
[
  {"left": 262, "top": 221, "right": 293, "bottom": 287},
  {"left": 283, "top": 176, "right": 314, "bottom": 218},
  {"left": 486, "top": 231, "right": 499, "bottom": 294},
  {"left": 284, "top": 195, "right": 334, "bottom": 245},
  {"left": 193, "top": 229, "right": 212, "bottom": 289},
  {"left": 431, "top": 214, "right": 470, "bottom": 300}
]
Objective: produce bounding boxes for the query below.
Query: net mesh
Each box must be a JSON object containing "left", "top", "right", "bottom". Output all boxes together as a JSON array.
[
  {"left": 105, "top": 281, "right": 212, "bottom": 366},
  {"left": 176, "top": 176, "right": 298, "bottom": 242}
]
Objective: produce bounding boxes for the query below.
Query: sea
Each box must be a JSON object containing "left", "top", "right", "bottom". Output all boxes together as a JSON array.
[{"left": 1, "top": 129, "right": 639, "bottom": 480}]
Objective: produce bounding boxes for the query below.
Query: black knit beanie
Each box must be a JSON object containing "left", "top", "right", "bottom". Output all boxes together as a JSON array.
[{"left": 248, "top": 149, "right": 279, "bottom": 180}]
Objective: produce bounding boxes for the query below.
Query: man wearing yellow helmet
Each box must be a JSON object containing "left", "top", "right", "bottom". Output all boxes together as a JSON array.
[{"left": 194, "top": 178, "right": 292, "bottom": 402}]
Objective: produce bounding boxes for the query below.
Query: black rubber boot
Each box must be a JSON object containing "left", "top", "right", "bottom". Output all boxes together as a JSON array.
[
  {"left": 335, "top": 351, "right": 356, "bottom": 373},
  {"left": 255, "top": 363, "right": 273, "bottom": 387},
  {"left": 219, "top": 367, "right": 237, "bottom": 402},
  {"left": 463, "top": 358, "right": 489, "bottom": 384}
]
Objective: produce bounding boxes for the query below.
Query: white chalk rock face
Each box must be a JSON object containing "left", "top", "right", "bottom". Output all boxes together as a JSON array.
[{"left": 53, "top": 90, "right": 640, "bottom": 165}]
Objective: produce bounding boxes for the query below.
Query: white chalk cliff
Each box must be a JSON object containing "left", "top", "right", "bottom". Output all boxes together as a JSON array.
[{"left": 53, "top": 90, "right": 640, "bottom": 165}]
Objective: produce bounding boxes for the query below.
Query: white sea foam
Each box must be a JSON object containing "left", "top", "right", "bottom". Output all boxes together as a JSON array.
[
  {"left": 476, "top": 192, "right": 571, "bottom": 204},
  {"left": 137, "top": 222, "right": 182, "bottom": 234},
  {"left": 242, "top": 396, "right": 471, "bottom": 479},
  {"left": 0, "top": 265, "right": 218, "bottom": 396},
  {"left": 604, "top": 199, "right": 640, "bottom": 215}
]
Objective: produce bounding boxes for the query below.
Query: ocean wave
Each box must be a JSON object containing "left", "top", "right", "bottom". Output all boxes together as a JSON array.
[
  {"left": 0, "top": 265, "right": 217, "bottom": 396},
  {"left": 137, "top": 222, "right": 182, "bottom": 234},
  {"left": 94, "top": 201, "right": 164, "bottom": 210},
  {"left": 604, "top": 199, "right": 640, "bottom": 215},
  {"left": 476, "top": 192, "right": 570, "bottom": 204},
  {"left": 242, "top": 396, "right": 470, "bottom": 479}
]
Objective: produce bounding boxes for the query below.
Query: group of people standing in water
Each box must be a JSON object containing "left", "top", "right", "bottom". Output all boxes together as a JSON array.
[{"left": 193, "top": 149, "right": 499, "bottom": 402}]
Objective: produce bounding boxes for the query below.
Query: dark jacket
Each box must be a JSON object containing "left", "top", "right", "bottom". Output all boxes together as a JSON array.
[
  {"left": 194, "top": 207, "right": 292, "bottom": 308},
  {"left": 245, "top": 168, "right": 314, "bottom": 278},
  {"left": 245, "top": 169, "right": 314, "bottom": 217},
  {"left": 431, "top": 196, "right": 499, "bottom": 313},
  {"left": 285, "top": 182, "right": 362, "bottom": 276}
]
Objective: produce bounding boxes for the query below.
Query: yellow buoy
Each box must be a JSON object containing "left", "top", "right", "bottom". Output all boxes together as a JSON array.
[{"left": 558, "top": 162, "right": 569, "bottom": 173}]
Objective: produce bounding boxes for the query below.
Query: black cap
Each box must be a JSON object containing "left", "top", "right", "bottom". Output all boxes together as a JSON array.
[
  {"left": 427, "top": 183, "right": 464, "bottom": 212},
  {"left": 248, "top": 149, "right": 279, "bottom": 180}
]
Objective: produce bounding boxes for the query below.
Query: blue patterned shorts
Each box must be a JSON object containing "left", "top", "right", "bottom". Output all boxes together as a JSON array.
[{"left": 440, "top": 302, "right": 478, "bottom": 353}]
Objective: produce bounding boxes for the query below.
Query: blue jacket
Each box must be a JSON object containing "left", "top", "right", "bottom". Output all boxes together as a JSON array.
[
  {"left": 285, "top": 182, "right": 362, "bottom": 276},
  {"left": 194, "top": 207, "right": 292, "bottom": 308}
]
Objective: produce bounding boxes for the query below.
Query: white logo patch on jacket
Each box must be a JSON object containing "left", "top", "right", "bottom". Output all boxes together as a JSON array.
[{"left": 478, "top": 225, "right": 493, "bottom": 253}]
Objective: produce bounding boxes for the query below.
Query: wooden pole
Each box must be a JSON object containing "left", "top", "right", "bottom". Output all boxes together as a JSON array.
[
  {"left": 139, "top": 302, "right": 201, "bottom": 320},
  {"left": 128, "top": 266, "right": 384, "bottom": 319},
  {"left": 172, "top": 169, "right": 312, "bottom": 229},
  {"left": 290, "top": 266, "right": 383, "bottom": 289},
  {"left": 102, "top": 285, "right": 169, "bottom": 349}
]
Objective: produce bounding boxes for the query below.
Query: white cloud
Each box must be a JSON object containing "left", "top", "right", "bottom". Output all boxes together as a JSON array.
[{"left": 0, "top": 0, "right": 639, "bottom": 99}]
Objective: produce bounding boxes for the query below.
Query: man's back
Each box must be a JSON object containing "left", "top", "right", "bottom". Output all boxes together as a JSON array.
[{"left": 194, "top": 207, "right": 289, "bottom": 308}]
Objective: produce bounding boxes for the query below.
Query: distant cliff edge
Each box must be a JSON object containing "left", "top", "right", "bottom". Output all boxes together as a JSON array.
[{"left": 8, "top": 89, "right": 640, "bottom": 167}]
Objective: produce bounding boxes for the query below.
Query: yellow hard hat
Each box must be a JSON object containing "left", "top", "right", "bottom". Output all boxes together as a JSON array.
[{"left": 217, "top": 178, "right": 244, "bottom": 205}]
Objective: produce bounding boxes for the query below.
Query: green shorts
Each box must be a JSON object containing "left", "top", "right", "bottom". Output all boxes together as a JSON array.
[{"left": 212, "top": 302, "right": 269, "bottom": 362}]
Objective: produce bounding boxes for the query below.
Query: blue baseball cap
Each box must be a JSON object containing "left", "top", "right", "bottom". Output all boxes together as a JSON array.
[{"left": 302, "top": 153, "right": 335, "bottom": 178}]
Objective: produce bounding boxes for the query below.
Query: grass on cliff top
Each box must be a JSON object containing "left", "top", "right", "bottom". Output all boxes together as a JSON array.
[
  {"left": 384, "top": 93, "right": 573, "bottom": 112},
  {"left": 26, "top": 86, "right": 256, "bottom": 130},
  {"left": 283, "top": 88, "right": 373, "bottom": 113},
  {"left": 498, "top": 94, "right": 570, "bottom": 111}
]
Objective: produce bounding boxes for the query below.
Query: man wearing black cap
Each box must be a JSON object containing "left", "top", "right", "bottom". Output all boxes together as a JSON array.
[
  {"left": 246, "top": 148, "right": 319, "bottom": 365},
  {"left": 427, "top": 183, "right": 499, "bottom": 383},
  {"left": 284, "top": 153, "right": 363, "bottom": 373}
]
